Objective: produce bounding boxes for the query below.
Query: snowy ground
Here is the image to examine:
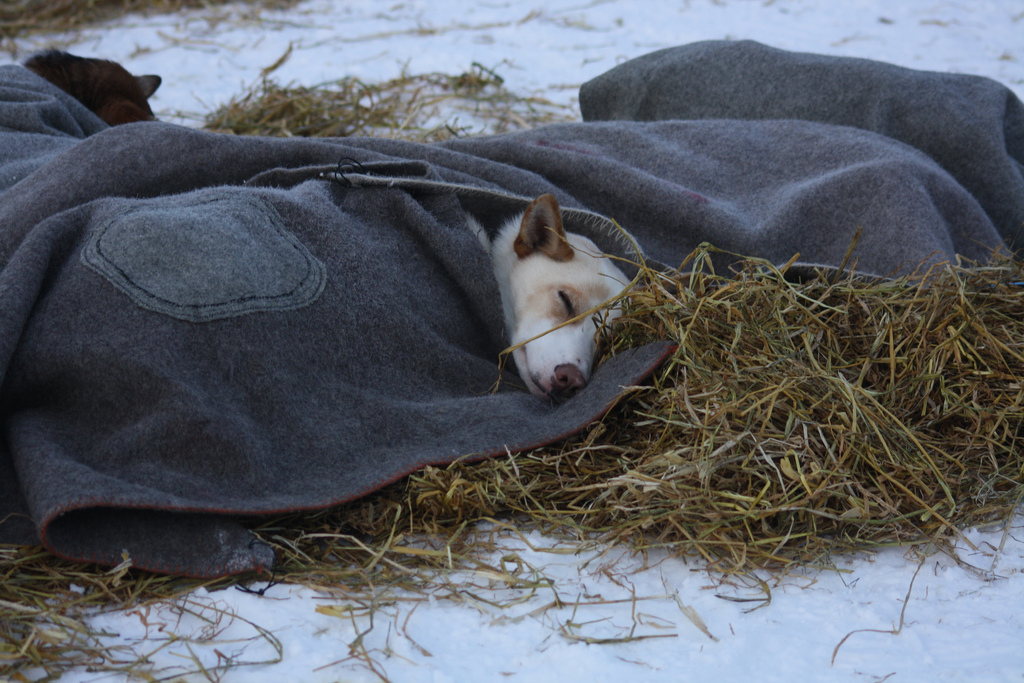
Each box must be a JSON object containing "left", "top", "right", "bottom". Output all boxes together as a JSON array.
[
  {"left": 5, "top": 1, "right": 1024, "bottom": 681},
  {"left": 78, "top": 522, "right": 1024, "bottom": 683}
]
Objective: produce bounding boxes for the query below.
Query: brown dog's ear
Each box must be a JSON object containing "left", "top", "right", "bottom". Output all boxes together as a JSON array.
[
  {"left": 514, "top": 194, "right": 575, "bottom": 262},
  {"left": 136, "top": 74, "right": 161, "bottom": 98}
]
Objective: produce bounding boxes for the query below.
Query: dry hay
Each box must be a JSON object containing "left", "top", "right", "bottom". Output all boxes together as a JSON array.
[
  {"left": 264, "top": 248, "right": 1024, "bottom": 574},
  {"left": 203, "top": 63, "right": 576, "bottom": 141},
  {"left": 0, "top": 0, "right": 301, "bottom": 44}
]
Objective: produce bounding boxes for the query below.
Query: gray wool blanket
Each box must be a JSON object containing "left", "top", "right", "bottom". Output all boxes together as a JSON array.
[{"left": 1, "top": 41, "right": 1021, "bottom": 577}]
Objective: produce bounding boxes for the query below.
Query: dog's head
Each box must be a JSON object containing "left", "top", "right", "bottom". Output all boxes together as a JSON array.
[
  {"left": 25, "top": 50, "right": 162, "bottom": 126},
  {"left": 502, "top": 194, "right": 629, "bottom": 402}
]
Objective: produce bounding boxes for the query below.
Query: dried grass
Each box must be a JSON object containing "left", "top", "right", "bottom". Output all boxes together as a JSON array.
[
  {"left": 203, "top": 62, "right": 575, "bottom": 140},
  {"left": 257, "top": 248, "right": 1024, "bottom": 577},
  {"left": 0, "top": 0, "right": 301, "bottom": 43}
]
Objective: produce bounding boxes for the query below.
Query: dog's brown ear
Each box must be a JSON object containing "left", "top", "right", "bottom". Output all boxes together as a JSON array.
[
  {"left": 136, "top": 74, "right": 161, "bottom": 98},
  {"left": 514, "top": 194, "right": 575, "bottom": 262}
]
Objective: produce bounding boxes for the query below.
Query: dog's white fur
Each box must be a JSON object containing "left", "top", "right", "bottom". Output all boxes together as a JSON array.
[{"left": 470, "top": 194, "right": 629, "bottom": 401}]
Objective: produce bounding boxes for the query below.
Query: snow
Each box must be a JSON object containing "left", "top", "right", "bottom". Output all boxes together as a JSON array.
[
  {"left": 4, "top": 1, "right": 1023, "bottom": 681},
  {"left": 75, "top": 524, "right": 1024, "bottom": 682}
]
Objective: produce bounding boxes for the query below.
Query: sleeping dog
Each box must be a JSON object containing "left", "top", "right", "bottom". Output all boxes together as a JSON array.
[{"left": 470, "top": 194, "right": 630, "bottom": 402}]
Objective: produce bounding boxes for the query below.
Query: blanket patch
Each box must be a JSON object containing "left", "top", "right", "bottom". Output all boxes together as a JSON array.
[{"left": 80, "top": 190, "right": 326, "bottom": 322}]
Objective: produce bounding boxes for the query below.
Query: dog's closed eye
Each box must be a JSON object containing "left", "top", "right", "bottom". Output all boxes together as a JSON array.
[{"left": 557, "top": 290, "right": 574, "bottom": 316}]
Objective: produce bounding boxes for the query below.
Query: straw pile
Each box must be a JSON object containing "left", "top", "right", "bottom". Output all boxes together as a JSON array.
[
  {"left": 0, "top": 0, "right": 300, "bottom": 43},
  {"left": 204, "top": 63, "right": 575, "bottom": 140},
  {"left": 256, "top": 248, "right": 1024, "bottom": 576}
]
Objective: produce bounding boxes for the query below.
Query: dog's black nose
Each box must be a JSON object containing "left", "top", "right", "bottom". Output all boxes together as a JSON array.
[{"left": 551, "top": 363, "right": 586, "bottom": 400}]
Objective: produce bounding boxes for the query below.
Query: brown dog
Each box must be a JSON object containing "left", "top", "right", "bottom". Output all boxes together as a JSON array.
[{"left": 24, "top": 50, "right": 161, "bottom": 126}]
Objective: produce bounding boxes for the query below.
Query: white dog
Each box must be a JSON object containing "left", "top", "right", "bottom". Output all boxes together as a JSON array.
[{"left": 470, "top": 194, "right": 630, "bottom": 402}]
